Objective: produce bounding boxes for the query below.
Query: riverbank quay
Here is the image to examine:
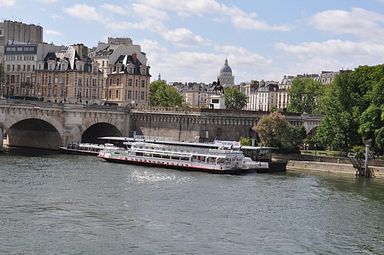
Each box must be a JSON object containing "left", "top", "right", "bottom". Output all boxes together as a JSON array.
[{"left": 273, "top": 153, "right": 384, "bottom": 178}]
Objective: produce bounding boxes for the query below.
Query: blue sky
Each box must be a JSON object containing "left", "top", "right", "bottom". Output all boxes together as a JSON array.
[{"left": 1, "top": 0, "right": 384, "bottom": 83}]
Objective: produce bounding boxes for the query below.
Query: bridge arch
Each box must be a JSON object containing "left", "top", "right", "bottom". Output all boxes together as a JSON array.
[
  {"left": 81, "top": 122, "right": 123, "bottom": 143},
  {"left": 6, "top": 118, "right": 62, "bottom": 149},
  {"left": 307, "top": 126, "right": 318, "bottom": 137}
]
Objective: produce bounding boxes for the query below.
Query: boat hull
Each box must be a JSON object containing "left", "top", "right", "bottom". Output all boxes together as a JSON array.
[{"left": 100, "top": 156, "right": 253, "bottom": 175}]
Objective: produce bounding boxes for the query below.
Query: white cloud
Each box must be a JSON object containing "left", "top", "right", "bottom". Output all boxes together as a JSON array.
[
  {"left": 101, "top": 3, "right": 126, "bottom": 15},
  {"left": 140, "top": 38, "right": 272, "bottom": 83},
  {"left": 276, "top": 39, "right": 384, "bottom": 58},
  {"left": 51, "top": 14, "right": 63, "bottom": 21},
  {"left": 141, "top": 0, "right": 290, "bottom": 31},
  {"left": 311, "top": 8, "right": 384, "bottom": 41},
  {"left": 215, "top": 44, "right": 271, "bottom": 66},
  {"left": 223, "top": 6, "right": 290, "bottom": 31},
  {"left": 142, "top": 0, "right": 222, "bottom": 16},
  {"left": 63, "top": 4, "right": 104, "bottom": 22},
  {"left": 45, "top": 29, "right": 63, "bottom": 36},
  {"left": 0, "top": 0, "right": 15, "bottom": 7},
  {"left": 274, "top": 39, "right": 384, "bottom": 78},
  {"left": 163, "top": 28, "right": 207, "bottom": 47},
  {"left": 132, "top": 3, "right": 168, "bottom": 21},
  {"left": 39, "top": 0, "right": 57, "bottom": 4}
]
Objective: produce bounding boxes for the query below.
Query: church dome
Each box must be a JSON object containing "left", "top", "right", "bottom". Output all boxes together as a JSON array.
[{"left": 220, "top": 59, "right": 232, "bottom": 74}]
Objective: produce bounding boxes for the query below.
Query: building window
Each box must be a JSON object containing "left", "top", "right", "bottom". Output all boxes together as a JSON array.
[
  {"left": 141, "top": 80, "right": 145, "bottom": 87},
  {"left": 140, "top": 91, "right": 145, "bottom": 100},
  {"left": 128, "top": 79, "right": 132, "bottom": 86},
  {"left": 128, "top": 90, "right": 132, "bottom": 99}
]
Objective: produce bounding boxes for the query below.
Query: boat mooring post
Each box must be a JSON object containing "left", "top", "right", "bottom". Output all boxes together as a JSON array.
[
  {"left": 364, "top": 139, "right": 372, "bottom": 177},
  {"left": 0, "top": 127, "right": 3, "bottom": 151}
]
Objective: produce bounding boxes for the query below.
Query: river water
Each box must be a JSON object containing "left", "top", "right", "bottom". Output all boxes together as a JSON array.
[{"left": 0, "top": 148, "right": 383, "bottom": 255}]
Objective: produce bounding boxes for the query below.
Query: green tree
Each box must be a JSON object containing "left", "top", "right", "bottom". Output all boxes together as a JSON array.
[
  {"left": 239, "top": 136, "right": 252, "bottom": 146},
  {"left": 254, "top": 112, "right": 304, "bottom": 153},
  {"left": 224, "top": 86, "right": 247, "bottom": 110},
  {"left": 287, "top": 78, "right": 324, "bottom": 114},
  {"left": 315, "top": 65, "right": 384, "bottom": 153},
  {"left": 315, "top": 72, "right": 362, "bottom": 151},
  {"left": 149, "top": 80, "right": 184, "bottom": 107}
]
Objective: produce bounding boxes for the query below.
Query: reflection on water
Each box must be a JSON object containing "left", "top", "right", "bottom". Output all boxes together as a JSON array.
[{"left": 0, "top": 148, "right": 383, "bottom": 255}]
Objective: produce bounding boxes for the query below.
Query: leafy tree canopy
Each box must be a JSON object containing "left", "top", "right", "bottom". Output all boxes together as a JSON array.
[
  {"left": 287, "top": 78, "right": 324, "bottom": 114},
  {"left": 224, "top": 86, "right": 247, "bottom": 110},
  {"left": 254, "top": 112, "right": 305, "bottom": 153},
  {"left": 149, "top": 80, "right": 184, "bottom": 107},
  {"left": 239, "top": 136, "right": 252, "bottom": 146},
  {"left": 315, "top": 65, "right": 384, "bottom": 154}
]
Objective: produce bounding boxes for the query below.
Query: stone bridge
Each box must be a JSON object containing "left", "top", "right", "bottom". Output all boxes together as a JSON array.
[
  {"left": 0, "top": 100, "right": 323, "bottom": 150},
  {"left": 0, "top": 99, "right": 129, "bottom": 149},
  {"left": 132, "top": 108, "right": 323, "bottom": 143}
]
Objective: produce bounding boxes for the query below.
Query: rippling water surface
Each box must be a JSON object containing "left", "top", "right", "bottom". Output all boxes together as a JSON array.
[{"left": 1, "top": 148, "right": 384, "bottom": 254}]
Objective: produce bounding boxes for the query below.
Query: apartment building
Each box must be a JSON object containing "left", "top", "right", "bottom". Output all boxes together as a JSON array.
[
  {"left": 0, "top": 20, "right": 43, "bottom": 65},
  {"left": 34, "top": 45, "right": 103, "bottom": 104},
  {"left": 106, "top": 52, "right": 151, "bottom": 107},
  {"left": 3, "top": 42, "right": 63, "bottom": 97}
]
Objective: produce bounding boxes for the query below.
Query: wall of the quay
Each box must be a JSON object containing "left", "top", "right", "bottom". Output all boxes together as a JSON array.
[
  {"left": 131, "top": 110, "right": 201, "bottom": 142},
  {"left": 286, "top": 160, "right": 384, "bottom": 178},
  {"left": 130, "top": 108, "right": 313, "bottom": 142}
]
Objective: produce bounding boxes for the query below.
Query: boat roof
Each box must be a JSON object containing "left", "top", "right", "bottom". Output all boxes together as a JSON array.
[
  {"left": 98, "top": 136, "right": 274, "bottom": 151},
  {"left": 99, "top": 136, "right": 220, "bottom": 148}
]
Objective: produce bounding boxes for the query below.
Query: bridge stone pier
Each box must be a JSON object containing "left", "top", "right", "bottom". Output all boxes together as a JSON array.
[{"left": 0, "top": 99, "right": 129, "bottom": 150}]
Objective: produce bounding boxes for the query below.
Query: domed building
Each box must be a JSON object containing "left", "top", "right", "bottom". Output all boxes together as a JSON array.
[{"left": 217, "top": 59, "right": 234, "bottom": 86}]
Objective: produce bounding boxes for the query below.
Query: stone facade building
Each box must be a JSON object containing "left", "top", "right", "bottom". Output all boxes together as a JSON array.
[
  {"left": 1, "top": 21, "right": 151, "bottom": 106},
  {"left": 3, "top": 42, "right": 63, "bottom": 97},
  {"left": 90, "top": 37, "right": 150, "bottom": 106},
  {"left": 33, "top": 45, "right": 103, "bottom": 104},
  {"left": 105, "top": 52, "right": 151, "bottom": 107},
  {"left": 0, "top": 20, "right": 43, "bottom": 65}
]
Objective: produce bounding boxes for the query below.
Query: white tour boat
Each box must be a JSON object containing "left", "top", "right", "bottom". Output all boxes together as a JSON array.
[{"left": 98, "top": 142, "right": 268, "bottom": 174}]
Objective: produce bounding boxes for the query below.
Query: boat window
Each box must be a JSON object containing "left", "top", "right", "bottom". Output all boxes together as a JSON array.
[
  {"left": 217, "top": 158, "right": 225, "bottom": 164},
  {"left": 207, "top": 157, "right": 216, "bottom": 164}
]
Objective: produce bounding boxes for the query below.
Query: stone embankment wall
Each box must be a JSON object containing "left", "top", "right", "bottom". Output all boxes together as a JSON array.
[
  {"left": 130, "top": 108, "right": 320, "bottom": 143},
  {"left": 274, "top": 153, "right": 384, "bottom": 178}
]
